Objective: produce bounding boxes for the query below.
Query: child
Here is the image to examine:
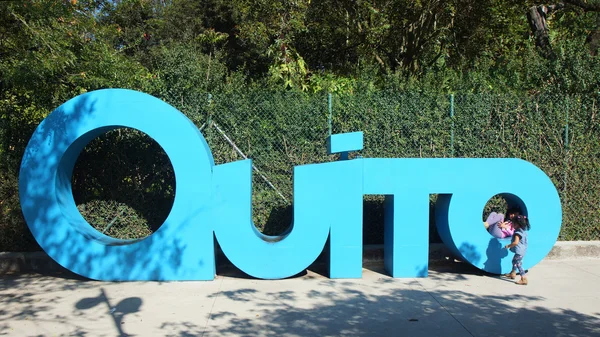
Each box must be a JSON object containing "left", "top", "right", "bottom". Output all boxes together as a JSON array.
[
  {"left": 484, "top": 212, "right": 515, "bottom": 239},
  {"left": 503, "top": 215, "right": 530, "bottom": 285}
]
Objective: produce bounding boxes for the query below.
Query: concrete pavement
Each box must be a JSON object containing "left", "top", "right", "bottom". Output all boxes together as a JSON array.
[{"left": 1, "top": 258, "right": 600, "bottom": 337}]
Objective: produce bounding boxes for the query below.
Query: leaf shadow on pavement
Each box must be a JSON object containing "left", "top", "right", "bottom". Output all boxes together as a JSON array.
[{"left": 155, "top": 262, "right": 600, "bottom": 337}]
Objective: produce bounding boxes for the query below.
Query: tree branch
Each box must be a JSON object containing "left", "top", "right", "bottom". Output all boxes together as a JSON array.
[
  {"left": 9, "top": 10, "right": 55, "bottom": 55},
  {"left": 563, "top": 0, "right": 600, "bottom": 11}
]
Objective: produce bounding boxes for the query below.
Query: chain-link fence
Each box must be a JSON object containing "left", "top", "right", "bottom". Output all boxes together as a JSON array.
[
  {"left": 2, "top": 89, "right": 598, "bottom": 252},
  {"left": 184, "top": 91, "right": 335, "bottom": 236},
  {"left": 171, "top": 90, "right": 599, "bottom": 242}
]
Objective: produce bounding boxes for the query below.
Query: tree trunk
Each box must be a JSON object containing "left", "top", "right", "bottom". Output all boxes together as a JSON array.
[{"left": 527, "top": 4, "right": 564, "bottom": 57}]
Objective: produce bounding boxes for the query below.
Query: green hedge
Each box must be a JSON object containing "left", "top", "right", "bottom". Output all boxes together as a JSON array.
[
  {"left": 1, "top": 90, "right": 598, "bottom": 251},
  {"left": 201, "top": 90, "right": 599, "bottom": 242}
]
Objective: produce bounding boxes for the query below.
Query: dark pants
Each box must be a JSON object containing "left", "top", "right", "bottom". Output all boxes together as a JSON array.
[{"left": 512, "top": 254, "right": 526, "bottom": 276}]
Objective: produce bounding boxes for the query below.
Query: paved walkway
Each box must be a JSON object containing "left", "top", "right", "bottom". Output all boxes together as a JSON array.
[{"left": 1, "top": 258, "right": 600, "bottom": 337}]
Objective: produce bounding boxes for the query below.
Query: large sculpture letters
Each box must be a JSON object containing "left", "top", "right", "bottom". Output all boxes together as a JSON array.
[{"left": 19, "top": 89, "right": 562, "bottom": 281}]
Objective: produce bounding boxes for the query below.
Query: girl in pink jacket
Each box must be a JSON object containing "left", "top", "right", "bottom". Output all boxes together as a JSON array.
[{"left": 484, "top": 211, "right": 516, "bottom": 238}]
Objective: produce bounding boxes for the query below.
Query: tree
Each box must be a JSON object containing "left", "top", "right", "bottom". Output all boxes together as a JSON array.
[
  {"left": 527, "top": 1, "right": 600, "bottom": 56},
  {"left": 0, "top": 0, "right": 156, "bottom": 167}
]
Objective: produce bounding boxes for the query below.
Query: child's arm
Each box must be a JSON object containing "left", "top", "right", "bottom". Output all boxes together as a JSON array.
[
  {"left": 498, "top": 221, "right": 510, "bottom": 229},
  {"left": 503, "top": 225, "right": 515, "bottom": 237},
  {"left": 504, "top": 234, "right": 520, "bottom": 249},
  {"left": 498, "top": 222, "right": 515, "bottom": 238}
]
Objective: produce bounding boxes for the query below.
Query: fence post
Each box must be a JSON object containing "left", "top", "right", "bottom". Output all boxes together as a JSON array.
[
  {"left": 564, "top": 98, "right": 569, "bottom": 150},
  {"left": 328, "top": 93, "right": 333, "bottom": 136},
  {"left": 207, "top": 93, "right": 213, "bottom": 126},
  {"left": 450, "top": 94, "right": 455, "bottom": 157},
  {"left": 563, "top": 97, "right": 569, "bottom": 192}
]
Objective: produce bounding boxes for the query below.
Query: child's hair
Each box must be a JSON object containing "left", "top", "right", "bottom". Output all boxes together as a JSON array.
[
  {"left": 514, "top": 214, "right": 530, "bottom": 230},
  {"left": 507, "top": 206, "right": 522, "bottom": 217}
]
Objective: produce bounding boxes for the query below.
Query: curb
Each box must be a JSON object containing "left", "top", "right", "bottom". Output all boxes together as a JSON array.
[
  {"left": 545, "top": 241, "right": 600, "bottom": 260},
  {"left": 1, "top": 241, "right": 599, "bottom": 275}
]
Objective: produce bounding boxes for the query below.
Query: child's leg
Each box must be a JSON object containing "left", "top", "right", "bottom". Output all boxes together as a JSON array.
[
  {"left": 486, "top": 212, "right": 504, "bottom": 226},
  {"left": 514, "top": 254, "right": 526, "bottom": 277},
  {"left": 485, "top": 212, "right": 505, "bottom": 238},
  {"left": 487, "top": 223, "right": 504, "bottom": 238},
  {"left": 504, "top": 255, "right": 518, "bottom": 278},
  {"left": 514, "top": 254, "right": 528, "bottom": 285}
]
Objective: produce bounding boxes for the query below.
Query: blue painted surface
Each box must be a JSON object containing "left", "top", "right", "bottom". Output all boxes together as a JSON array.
[
  {"left": 364, "top": 158, "right": 562, "bottom": 275},
  {"left": 213, "top": 159, "right": 363, "bottom": 279},
  {"left": 326, "top": 131, "right": 364, "bottom": 154},
  {"left": 19, "top": 89, "right": 563, "bottom": 281},
  {"left": 19, "top": 89, "right": 216, "bottom": 281}
]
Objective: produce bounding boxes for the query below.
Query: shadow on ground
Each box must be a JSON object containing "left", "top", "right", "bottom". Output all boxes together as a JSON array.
[
  {"left": 158, "top": 281, "right": 600, "bottom": 337},
  {"left": 0, "top": 274, "right": 141, "bottom": 337},
  {"left": 1, "top": 261, "right": 599, "bottom": 337}
]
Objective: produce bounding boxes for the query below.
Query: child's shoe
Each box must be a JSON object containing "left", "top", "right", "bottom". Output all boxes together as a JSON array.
[
  {"left": 503, "top": 271, "right": 517, "bottom": 279},
  {"left": 516, "top": 277, "right": 528, "bottom": 285}
]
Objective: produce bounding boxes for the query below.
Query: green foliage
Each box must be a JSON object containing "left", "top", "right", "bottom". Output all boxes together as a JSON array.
[
  {"left": 1, "top": 0, "right": 600, "bottom": 251},
  {"left": 2, "top": 89, "right": 600, "bottom": 249},
  {"left": 71, "top": 128, "right": 175, "bottom": 236},
  {"left": 150, "top": 43, "right": 230, "bottom": 96},
  {"left": 0, "top": 1, "right": 164, "bottom": 249},
  {"left": 77, "top": 200, "right": 153, "bottom": 240},
  {"left": 267, "top": 42, "right": 309, "bottom": 90},
  {"left": 194, "top": 89, "right": 599, "bottom": 243},
  {"left": 0, "top": 169, "right": 40, "bottom": 251},
  {"left": 0, "top": 1, "right": 159, "bottom": 169},
  {"left": 308, "top": 73, "right": 359, "bottom": 94}
]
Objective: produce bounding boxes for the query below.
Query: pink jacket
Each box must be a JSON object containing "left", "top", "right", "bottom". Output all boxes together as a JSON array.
[{"left": 501, "top": 222, "right": 515, "bottom": 238}]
